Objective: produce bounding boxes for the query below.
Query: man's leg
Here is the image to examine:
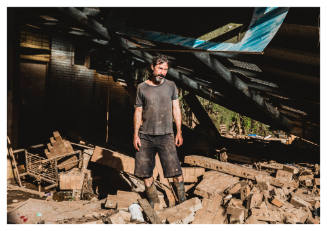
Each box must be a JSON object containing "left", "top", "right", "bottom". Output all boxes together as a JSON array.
[
  {"left": 173, "top": 175, "right": 186, "bottom": 203},
  {"left": 144, "top": 177, "right": 160, "bottom": 208}
]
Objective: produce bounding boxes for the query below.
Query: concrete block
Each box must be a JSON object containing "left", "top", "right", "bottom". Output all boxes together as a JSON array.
[
  {"left": 109, "top": 212, "right": 125, "bottom": 224},
  {"left": 157, "top": 197, "right": 202, "bottom": 224},
  {"left": 247, "top": 191, "right": 263, "bottom": 209},
  {"left": 283, "top": 165, "right": 299, "bottom": 174},
  {"left": 194, "top": 171, "right": 239, "bottom": 199},
  {"left": 193, "top": 195, "right": 224, "bottom": 224}
]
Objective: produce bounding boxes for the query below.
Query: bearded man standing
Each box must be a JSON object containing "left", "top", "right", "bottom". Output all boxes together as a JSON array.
[{"left": 133, "top": 54, "right": 185, "bottom": 207}]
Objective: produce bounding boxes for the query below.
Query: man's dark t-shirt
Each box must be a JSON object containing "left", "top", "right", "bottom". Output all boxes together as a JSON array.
[{"left": 135, "top": 79, "right": 178, "bottom": 135}]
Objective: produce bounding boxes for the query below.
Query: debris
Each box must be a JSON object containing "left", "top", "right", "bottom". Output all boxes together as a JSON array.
[
  {"left": 168, "top": 167, "right": 205, "bottom": 183},
  {"left": 108, "top": 211, "right": 125, "bottom": 224},
  {"left": 290, "top": 195, "right": 312, "bottom": 209},
  {"left": 246, "top": 190, "right": 263, "bottom": 209},
  {"left": 226, "top": 206, "right": 246, "bottom": 224},
  {"left": 104, "top": 195, "right": 117, "bottom": 209},
  {"left": 156, "top": 197, "right": 202, "bottom": 224},
  {"left": 59, "top": 168, "right": 85, "bottom": 190},
  {"left": 7, "top": 198, "right": 104, "bottom": 224},
  {"left": 193, "top": 195, "right": 225, "bottom": 224},
  {"left": 270, "top": 197, "right": 284, "bottom": 208},
  {"left": 137, "top": 198, "right": 162, "bottom": 224},
  {"left": 283, "top": 165, "right": 299, "bottom": 174},
  {"left": 276, "top": 169, "right": 293, "bottom": 182},
  {"left": 7, "top": 184, "right": 45, "bottom": 197},
  {"left": 240, "top": 185, "right": 251, "bottom": 201},
  {"left": 90, "top": 146, "right": 135, "bottom": 174},
  {"left": 129, "top": 203, "right": 144, "bottom": 223},
  {"left": 184, "top": 155, "right": 290, "bottom": 188},
  {"left": 194, "top": 171, "right": 239, "bottom": 199}
]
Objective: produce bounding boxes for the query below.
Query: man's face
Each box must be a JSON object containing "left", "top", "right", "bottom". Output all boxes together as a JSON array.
[{"left": 151, "top": 62, "right": 168, "bottom": 84}]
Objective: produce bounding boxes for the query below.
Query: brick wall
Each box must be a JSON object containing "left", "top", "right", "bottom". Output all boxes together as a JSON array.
[{"left": 48, "top": 36, "right": 134, "bottom": 152}]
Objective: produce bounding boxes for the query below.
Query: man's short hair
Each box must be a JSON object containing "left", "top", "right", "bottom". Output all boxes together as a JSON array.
[{"left": 152, "top": 54, "right": 169, "bottom": 67}]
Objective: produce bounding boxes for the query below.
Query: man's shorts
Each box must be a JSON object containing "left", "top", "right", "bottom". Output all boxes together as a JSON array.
[{"left": 134, "top": 133, "right": 182, "bottom": 178}]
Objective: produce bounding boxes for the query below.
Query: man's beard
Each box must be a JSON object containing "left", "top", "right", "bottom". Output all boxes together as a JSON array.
[{"left": 153, "top": 75, "right": 164, "bottom": 84}]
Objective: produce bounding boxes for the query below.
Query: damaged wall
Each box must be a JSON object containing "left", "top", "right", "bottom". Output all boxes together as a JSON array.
[{"left": 8, "top": 25, "right": 134, "bottom": 151}]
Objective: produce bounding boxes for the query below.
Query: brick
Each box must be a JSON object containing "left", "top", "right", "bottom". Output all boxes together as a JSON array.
[
  {"left": 194, "top": 171, "right": 239, "bottom": 199},
  {"left": 59, "top": 168, "right": 85, "bottom": 190},
  {"left": 193, "top": 195, "right": 225, "bottom": 224},
  {"left": 90, "top": 146, "right": 135, "bottom": 174},
  {"left": 270, "top": 197, "right": 284, "bottom": 208},
  {"left": 184, "top": 155, "right": 290, "bottom": 188},
  {"left": 276, "top": 169, "right": 293, "bottom": 182},
  {"left": 157, "top": 197, "right": 202, "bottom": 224}
]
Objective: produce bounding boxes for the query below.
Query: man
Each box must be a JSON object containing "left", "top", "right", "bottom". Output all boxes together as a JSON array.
[{"left": 133, "top": 54, "right": 185, "bottom": 207}]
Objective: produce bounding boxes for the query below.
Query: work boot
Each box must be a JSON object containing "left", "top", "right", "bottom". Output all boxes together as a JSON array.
[
  {"left": 145, "top": 182, "right": 160, "bottom": 208},
  {"left": 174, "top": 181, "right": 186, "bottom": 204}
]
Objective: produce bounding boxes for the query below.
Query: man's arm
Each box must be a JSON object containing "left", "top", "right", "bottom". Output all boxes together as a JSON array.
[
  {"left": 133, "top": 107, "right": 143, "bottom": 151},
  {"left": 172, "top": 99, "right": 183, "bottom": 147}
]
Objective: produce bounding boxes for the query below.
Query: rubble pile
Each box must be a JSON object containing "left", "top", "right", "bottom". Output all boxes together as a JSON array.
[{"left": 7, "top": 133, "right": 320, "bottom": 224}]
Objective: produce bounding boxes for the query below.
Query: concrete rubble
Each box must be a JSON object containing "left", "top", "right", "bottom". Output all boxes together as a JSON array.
[{"left": 7, "top": 136, "right": 320, "bottom": 224}]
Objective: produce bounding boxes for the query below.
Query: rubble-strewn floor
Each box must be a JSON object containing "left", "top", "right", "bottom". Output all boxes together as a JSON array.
[{"left": 7, "top": 134, "right": 320, "bottom": 224}]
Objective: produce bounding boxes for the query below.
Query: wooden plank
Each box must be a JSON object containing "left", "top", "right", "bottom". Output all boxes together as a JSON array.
[
  {"left": 137, "top": 198, "right": 162, "bottom": 224},
  {"left": 7, "top": 137, "right": 22, "bottom": 187},
  {"left": 184, "top": 155, "right": 295, "bottom": 188},
  {"left": 155, "top": 154, "right": 176, "bottom": 206}
]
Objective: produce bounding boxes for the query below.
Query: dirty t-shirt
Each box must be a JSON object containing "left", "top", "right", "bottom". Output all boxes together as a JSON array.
[{"left": 135, "top": 79, "right": 178, "bottom": 135}]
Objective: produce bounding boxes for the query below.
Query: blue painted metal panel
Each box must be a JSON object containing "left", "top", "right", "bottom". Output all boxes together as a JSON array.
[{"left": 117, "top": 7, "right": 289, "bottom": 52}]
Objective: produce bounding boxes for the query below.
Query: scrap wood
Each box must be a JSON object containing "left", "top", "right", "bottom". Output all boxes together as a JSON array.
[
  {"left": 137, "top": 198, "right": 162, "bottom": 224},
  {"left": 7, "top": 184, "right": 45, "bottom": 197},
  {"left": 184, "top": 155, "right": 296, "bottom": 188},
  {"left": 7, "top": 136, "right": 22, "bottom": 187}
]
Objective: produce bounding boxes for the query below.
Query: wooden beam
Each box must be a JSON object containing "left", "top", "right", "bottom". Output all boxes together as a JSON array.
[
  {"left": 137, "top": 198, "right": 162, "bottom": 224},
  {"left": 184, "top": 155, "right": 297, "bottom": 188}
]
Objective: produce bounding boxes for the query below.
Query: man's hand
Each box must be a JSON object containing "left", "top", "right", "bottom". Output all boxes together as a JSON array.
[
  {"left": 175, "top": 132, "right": 183, "bottom": 147},
  {"left": 133, "top": 135, "right": 141, "bottom": 151}
]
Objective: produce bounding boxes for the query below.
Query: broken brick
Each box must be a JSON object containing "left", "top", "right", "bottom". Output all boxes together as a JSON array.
[
  {"left": 157, "top": 197, "right": 202, "bottom": 224},
  {"left": 193, "top": 195, "right": 225, "bottom": 224},
  {"left": 270, "top": 197, "right": 284, "bottom": 208},
  {"left": 194, "top": 171, "right": 239, "bottom": 199}
]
